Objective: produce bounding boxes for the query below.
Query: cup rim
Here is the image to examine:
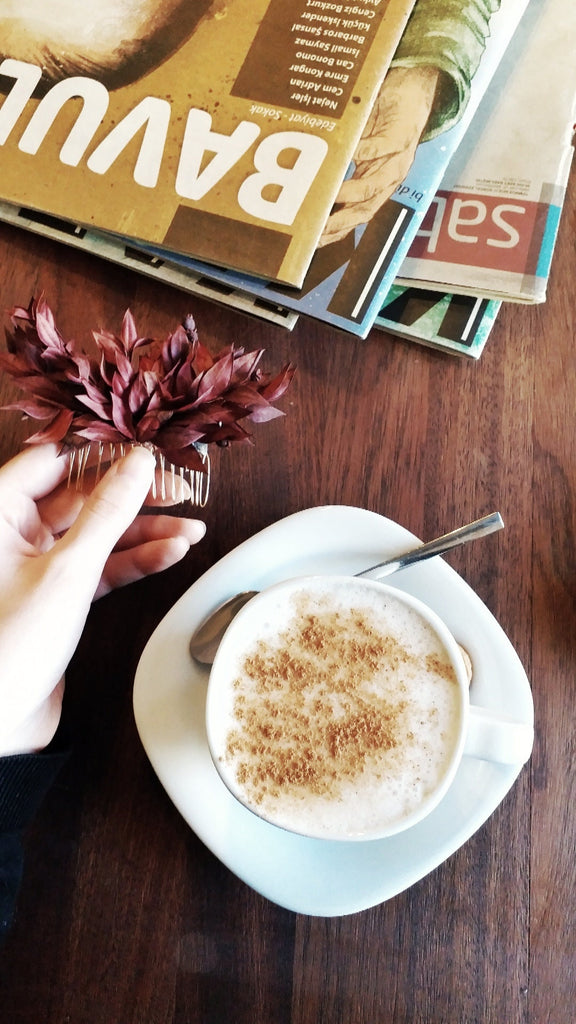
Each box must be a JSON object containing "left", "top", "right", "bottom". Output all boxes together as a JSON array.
[{"left": 205, "top": 574, "right": 470, "bottom": 842}]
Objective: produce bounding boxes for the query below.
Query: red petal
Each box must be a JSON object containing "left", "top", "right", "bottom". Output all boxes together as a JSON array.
[
  {"left": 196, "top": 350, "right": 234, "bottom": 401},
  {"left": 135, "top": 408, "right": 173, "bottom": 441},
  {"left": 25, "top": 407, "right": 74, "bottom": 444},
  {"left": 230, "top": 349, "right": 264, "bottom": 382},
  {"left": 34, "top": 298, "right": 67, "bottom": 354},
  {"left": 121, "top": 309, "right": 138, "bottom": 350},
  {"left": 1, "top": 398, "right": 59, "bottom": 419},
  {"left": 246, "top": 405, "right": 284, "bottom": 424},
  {"left": 189, "top": 338, "right": 215, "bottom": 374},
  {"left": 259, "top": 364, "right": 296, "bottom": 401},
  {"left": 75, "top": 423, "right": 126, "bottom": 443},
  {"left": 111, "top": 392, "right": 134, "bottom": 437}
]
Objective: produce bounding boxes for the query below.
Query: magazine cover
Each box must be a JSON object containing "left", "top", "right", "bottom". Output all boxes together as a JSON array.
[
  {"left": 137, "top": 0, "right": 530, "bottom": 336},
  {"left": 375, "top": 284, "right": 501, "bottom": 357},
  {"left": 397, "top": 0, "right": 576, "bottom": 302},
  {"left": 0, "top": 0, "right": 414, "bottom": 287}
]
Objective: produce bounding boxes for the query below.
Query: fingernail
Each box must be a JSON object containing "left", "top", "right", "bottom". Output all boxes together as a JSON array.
[
  {"left": 118, "top": 446, "right": 156, "bottom": 476},
  {"left": 193, "top": 520, "right": 207, "bottom": 541},
  {"left": 182, "top": 519, "right": 207, "bottom": 544},
  {"left": 34, "top": 524, "right": 56, "bottom": 552},
  {"left": 167, "top": 473, "right": 191, "bottom": 502}
]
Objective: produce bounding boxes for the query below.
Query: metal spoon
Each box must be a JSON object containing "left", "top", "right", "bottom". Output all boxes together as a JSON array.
[{"left": 189, "top": 511, "right": 504, "bottom": 665}]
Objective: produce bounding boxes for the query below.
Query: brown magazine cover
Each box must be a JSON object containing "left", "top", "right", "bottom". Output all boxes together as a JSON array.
[{"left": 0, "top": 0, "right": 414, "bottom": 287}]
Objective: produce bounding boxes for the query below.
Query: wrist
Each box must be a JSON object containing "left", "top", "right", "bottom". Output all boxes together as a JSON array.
[{"left": 0, "top": 678, "right": 64, "bottom": 756}]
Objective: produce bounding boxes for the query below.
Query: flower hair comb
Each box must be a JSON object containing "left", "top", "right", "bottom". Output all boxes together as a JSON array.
[{"left": 0, "top": 295, "right": 295, "bottom": 505}]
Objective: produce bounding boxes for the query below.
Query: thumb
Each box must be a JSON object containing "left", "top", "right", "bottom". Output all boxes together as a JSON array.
[{"left": 59, "top": 446, "right": 156, "bottom": 577}]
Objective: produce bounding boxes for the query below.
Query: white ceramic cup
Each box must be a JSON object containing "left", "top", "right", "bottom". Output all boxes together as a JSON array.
[{"left": 205, "top": 576, "right": 533, "bottom": 842}]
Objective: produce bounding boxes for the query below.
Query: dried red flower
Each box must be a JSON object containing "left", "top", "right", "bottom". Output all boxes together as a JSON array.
[{"left": 0, "top": 295, "right": 295, "bottom": 473}]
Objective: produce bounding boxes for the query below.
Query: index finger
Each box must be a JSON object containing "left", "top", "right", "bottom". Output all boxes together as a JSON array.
[
  {"left": 0, "top": 443, "right": 70, "bottom": 500},
  {"left": 36, "top": 461, "right": 194, "bottom": 536},
  {"left": 59, "top": 446, "right": 156, "bottom": 569}
]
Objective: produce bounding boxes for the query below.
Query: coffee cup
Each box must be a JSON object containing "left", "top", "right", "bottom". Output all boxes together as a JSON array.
[{"left": 205, "top": 576, "right": 533, "bottom": 841}]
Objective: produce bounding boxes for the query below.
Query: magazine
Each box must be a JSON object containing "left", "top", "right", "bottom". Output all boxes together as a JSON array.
[
  {"left": 2, "top": 193, "right": 503, "bottom": 355},
  {"left": 397, "top": 0, "right": 576, "bottom": 302},
  {"left": 0, "top": 201, "right": 298, "bottom": 330},
  {"left": 0, "top": 0, "right": 414, "bottom": 287},
  {"left": 137, "top": 0, "right": 530, "bottom": 337},
  {"left": 374, "top": 284, "right": 501, "bottom": 358}
]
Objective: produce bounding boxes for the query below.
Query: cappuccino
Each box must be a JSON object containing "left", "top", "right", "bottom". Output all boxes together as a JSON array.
[{"left": 208, "top": 577, "right": 467, "bottom": 840}]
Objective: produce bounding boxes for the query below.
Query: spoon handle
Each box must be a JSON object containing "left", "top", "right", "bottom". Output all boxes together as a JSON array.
[{"left": 357, "top": 512, "right": 504, "bottom": 580}]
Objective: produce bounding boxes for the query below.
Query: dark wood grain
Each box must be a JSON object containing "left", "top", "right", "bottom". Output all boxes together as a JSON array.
[{"left": 0, "top": 168, "right": 574, "bottom": 1024}]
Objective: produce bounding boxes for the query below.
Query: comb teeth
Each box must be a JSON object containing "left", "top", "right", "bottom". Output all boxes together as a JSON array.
[{"left": 67, "top": 442, "right": 211, "bottom": 507}]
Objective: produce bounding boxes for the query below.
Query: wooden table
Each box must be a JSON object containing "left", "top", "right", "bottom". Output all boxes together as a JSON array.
[{"left": 0, "top": 169, "right": 574, "bottom": 1023}]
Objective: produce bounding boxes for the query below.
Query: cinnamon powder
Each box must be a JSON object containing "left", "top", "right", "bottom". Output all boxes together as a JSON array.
[{"left": 223, "top": 593, "right": 458, "bottom": 810}]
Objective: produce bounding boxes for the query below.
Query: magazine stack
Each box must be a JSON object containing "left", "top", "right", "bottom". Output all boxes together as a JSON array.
[{"left": 0, "top": 0, "right": 574, "bottom": 357}]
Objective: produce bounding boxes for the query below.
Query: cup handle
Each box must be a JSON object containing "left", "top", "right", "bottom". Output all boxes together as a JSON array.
[{"left": 464, "top": 704, "right": 534, "bottom": 765}]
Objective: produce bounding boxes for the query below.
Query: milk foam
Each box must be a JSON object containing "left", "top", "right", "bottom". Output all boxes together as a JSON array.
[{"left": 218, "top": 579, "right": 464, "bottom": 839}]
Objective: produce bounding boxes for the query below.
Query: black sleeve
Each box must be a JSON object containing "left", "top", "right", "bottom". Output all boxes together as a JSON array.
[{"left": 0, "top": 731, "right": 69, "bottom": 941}]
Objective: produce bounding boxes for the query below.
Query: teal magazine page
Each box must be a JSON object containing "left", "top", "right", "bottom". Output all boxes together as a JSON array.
[{"left": 374, "top": 284, "right": 501, "bottom": 357}]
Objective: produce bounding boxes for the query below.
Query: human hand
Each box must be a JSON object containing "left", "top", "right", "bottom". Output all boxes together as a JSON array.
[
  {"left": 0, "top": 443, "right": 206, "bottom": 756},
  {"left": 318, "top": 66, "right": 440, "bottom": 248}
]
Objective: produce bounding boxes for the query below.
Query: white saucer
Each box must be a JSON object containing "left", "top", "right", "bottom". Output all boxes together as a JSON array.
[{"left": 133, "top": 506, "right": 534, "bottom": 917}]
